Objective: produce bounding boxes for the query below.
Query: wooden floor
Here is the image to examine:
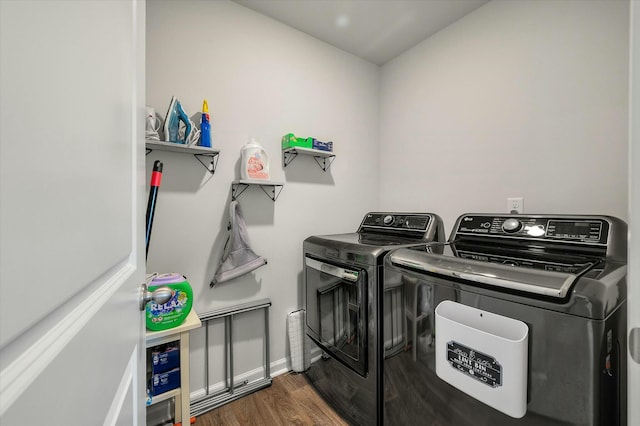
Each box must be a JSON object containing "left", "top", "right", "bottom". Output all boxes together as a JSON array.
[{"left": 194, "top": 372, "right": 349, "bottom": 426}]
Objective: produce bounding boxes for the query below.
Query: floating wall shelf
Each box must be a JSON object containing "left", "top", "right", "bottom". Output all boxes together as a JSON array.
[
  {"left": 282, "top": 147, "right": 335, "bottom": 172},
  {"left": 231, "top": 180, "right": 285, "bottom": 201},
  {"left": 146, "top": 140, "right": 220, "bottom": 174}
]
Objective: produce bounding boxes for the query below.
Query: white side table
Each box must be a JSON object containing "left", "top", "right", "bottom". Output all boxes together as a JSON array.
[{"left": 146, "top": 309, "right": 201, "bottom": 424}]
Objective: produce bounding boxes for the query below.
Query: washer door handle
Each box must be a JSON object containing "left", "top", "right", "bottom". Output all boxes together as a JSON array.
[{"left": 306, "top": 257, "right": 358, "bottom": 282}]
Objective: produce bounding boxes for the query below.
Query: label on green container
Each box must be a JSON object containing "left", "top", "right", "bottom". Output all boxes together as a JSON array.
[{"left": 146, "top": 283, "right": 193, "bottom": 331}]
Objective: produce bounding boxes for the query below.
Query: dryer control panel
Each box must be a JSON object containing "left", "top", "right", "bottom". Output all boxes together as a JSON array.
[
  {"left": 358, "top": 212, "right": 444, "bottom": 240},
  {"left": 361, "top": 213, "right": 430, "bottom": 231}
]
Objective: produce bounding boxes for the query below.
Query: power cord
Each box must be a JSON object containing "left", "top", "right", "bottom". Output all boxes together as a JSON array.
[
  {"left": 146, "top": 115, "right": 161, "bottom": 140},
  {"left": 178, "top": 119, "right": 201, "bottom": 146}
]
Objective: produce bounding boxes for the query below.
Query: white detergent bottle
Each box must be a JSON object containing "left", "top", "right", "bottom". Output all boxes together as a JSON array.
[{"left": 240, "top": 137, "right": 270, "bottom": 180}]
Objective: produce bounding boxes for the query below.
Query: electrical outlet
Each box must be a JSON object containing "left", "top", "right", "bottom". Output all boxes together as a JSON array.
[{"left": 507, "top": 197, "right": 524, "bottom": 214}]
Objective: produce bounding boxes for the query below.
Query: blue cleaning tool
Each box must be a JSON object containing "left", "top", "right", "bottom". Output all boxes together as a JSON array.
[{"left": 163, "top": 96, "right": 192, "bottom": 144}]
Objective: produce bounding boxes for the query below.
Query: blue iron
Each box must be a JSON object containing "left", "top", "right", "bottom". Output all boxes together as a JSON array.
[{"left": 163, "top": 96, "right": 192, "bottom": 144}]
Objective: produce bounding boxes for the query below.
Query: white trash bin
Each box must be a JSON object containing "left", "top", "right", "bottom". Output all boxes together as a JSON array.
[
  {"left": 288, "top": 309, "right": 310, "bottom": 372},
  {"left": 435, "top": 300, "right": 529, "bottom": 418}
]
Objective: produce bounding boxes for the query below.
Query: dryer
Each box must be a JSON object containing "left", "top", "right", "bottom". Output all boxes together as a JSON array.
[{"left": 303, "top": 212, "right": 445, "bottom": 425}]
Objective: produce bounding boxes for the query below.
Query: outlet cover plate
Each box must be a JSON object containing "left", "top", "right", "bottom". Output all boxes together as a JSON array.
[{"left": 507, "top": 197, "right": 524, "bottom": 214}]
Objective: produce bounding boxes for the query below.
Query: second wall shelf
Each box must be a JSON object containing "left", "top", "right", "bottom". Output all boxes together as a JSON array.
[
  {"left": 146, "top": 140, "right": 220, "bottom": 174},
  {"left": 231, "top": 180, "right": 285, "bottom": 201},
  {"left": 282, "top": 147, "right": 335, "bottom": 171}
]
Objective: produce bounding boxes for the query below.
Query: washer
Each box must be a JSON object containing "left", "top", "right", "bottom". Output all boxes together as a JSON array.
[
  {"left": 303, "top": 212, "right": 445, "bottom": 425},
  {"left": 384, "top": 213, "right": 627, "bottom": 425}
]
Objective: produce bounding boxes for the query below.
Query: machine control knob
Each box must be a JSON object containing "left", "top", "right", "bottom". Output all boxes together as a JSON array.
[
  {"left": 502, "top": 218, "right": 522, "bottom": 233},
  {"left": 383, "top": 215, "right": 394, "bottom": 225}
]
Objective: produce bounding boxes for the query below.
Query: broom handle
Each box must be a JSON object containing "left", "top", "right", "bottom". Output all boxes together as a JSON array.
[{"left": 146, "top": 160, "right": 163, "bottom": 259}]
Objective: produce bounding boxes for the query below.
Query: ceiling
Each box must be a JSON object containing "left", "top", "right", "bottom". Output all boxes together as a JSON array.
[{"left": 233, "top": 0, "right": 489, "bottom": 65}]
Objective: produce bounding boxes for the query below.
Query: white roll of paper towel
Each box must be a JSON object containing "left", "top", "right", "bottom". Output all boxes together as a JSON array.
[{"left": 288, "top": 309, "right": 311, "bottom": 372}]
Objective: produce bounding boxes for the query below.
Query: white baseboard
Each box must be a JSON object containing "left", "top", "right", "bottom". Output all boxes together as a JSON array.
[
  {"left": 189, "top": 345, "right": 327, "bottom": 401},
  {"left": 190, "top": 352, "right": 314, "bottom": 401}
]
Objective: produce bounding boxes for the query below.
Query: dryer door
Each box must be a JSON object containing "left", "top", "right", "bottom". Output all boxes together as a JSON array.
[{"left": 305, "top": 255, "right": 367, "bottom": 376}]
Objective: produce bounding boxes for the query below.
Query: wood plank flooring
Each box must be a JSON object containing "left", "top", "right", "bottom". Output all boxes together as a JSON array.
[{"left": 194, "top": 372, "right": 349, "bottom": 426}]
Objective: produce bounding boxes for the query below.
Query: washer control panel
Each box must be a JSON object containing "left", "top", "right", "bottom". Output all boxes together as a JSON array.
[{"left": 455, "top": 215, "right": 609, "bottom": 244}]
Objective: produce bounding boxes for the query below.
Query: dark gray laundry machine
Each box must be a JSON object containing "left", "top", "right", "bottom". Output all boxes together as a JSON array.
[
  {"left": 384, "top": 213, "right": 628, "bottom": 426},
  {"left": 303, "top": 212, "right": 445, "bottom": 426}
]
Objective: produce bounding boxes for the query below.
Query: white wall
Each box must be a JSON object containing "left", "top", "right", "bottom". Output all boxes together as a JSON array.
[
  {"left": 380, "top": 0, "right": 629, "bottom": 232},
  {"left": 145, "top": 0, "right": 379, "bottom": 393}
]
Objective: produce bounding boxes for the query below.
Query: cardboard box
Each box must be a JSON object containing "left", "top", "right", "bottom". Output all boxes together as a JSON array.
[
  {"left": 150, "top": 367, "right": 181, "bottom": 396},
  {"left": 282, "top": 133, "right": 312, "bottom": 149},
  {"left": 312, "top": 139, "right": 333, "bottom": 152},
  {"left": 151, "top": 346, "right": 179, "bottom": 374}
]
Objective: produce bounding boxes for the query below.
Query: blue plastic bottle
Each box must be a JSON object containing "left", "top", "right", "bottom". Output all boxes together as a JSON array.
[{"left": 200, "top": 99, "right": 212, "bottom": 147}]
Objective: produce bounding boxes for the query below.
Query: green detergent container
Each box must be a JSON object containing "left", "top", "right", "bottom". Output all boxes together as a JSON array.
[{"left": 146, "top": 273, "right": 193, "bottom": 331}]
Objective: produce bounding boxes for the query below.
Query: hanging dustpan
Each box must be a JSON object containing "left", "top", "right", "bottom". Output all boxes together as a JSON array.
[{"left": 210, "top": 200, "right": 267, "bottom": 287}]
